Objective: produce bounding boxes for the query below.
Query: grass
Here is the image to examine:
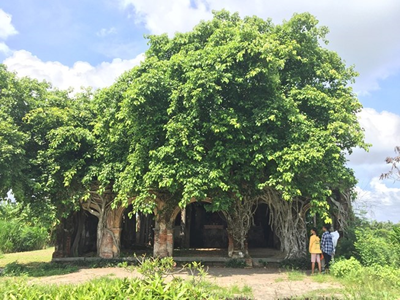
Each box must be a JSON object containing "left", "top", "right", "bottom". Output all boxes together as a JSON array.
[
  {"left": 286, "top": 270, "right": 306, "bottom": 281},
  {"left": 0, "top": 276, "right": 253, "bottom": 300},
  {"left": 0, "top": 247, "right": 53, "bottom": 267},
  {"left": 230, "top": 284, "right": 253, "bottom": 296}
]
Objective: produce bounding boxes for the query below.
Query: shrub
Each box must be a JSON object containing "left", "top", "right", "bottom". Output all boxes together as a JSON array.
[
  {"left": 354, "top": 227, "right": 398, "bottom": 267},
  {"left": 330, "top": 257, "right": 362, "bottom": 278},
  {"left": 0, "top": 219, "right": 48, "bottom": 253},
  {"left": 1, "top": 261, "right": 28, "bottom": 277},
  {"left": 225, "top": 259, "right": 246, "bottom": 268},
  {"left": 362, "top": 264, "right": 400, "bottom": 288}
]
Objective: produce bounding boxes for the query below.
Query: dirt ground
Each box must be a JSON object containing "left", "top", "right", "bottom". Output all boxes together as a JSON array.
[{"left": 31, "top": 267, "right": 340, "bottom": 300}]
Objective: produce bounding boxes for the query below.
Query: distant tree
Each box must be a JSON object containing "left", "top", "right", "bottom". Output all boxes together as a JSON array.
[
  {"left": 380, "top": 146, "right": 400, "bottom": 181},
  {"left": 0, "top": 65, "right": 80, "bottom": 247}
]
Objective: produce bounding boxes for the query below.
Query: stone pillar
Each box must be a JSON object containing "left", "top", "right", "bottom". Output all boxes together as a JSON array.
[
  {"left": 99, "top": 207, "right": 124, "bottom": 258},
  {"left": 153, "top": 213, "right": 174, "bottom": 257}
]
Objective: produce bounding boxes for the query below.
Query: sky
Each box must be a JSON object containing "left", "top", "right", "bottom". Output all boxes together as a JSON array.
[{"left": 1, "top": 0, "right": 399, "bottom": 223}]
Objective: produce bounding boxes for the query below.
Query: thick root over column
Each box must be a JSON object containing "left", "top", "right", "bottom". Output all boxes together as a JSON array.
[
  {"left": 259, "top": 189, "right": 308, "bottom": 259},
  {"left": 223, "top": 196, "right": 258, "bottom": 259}
]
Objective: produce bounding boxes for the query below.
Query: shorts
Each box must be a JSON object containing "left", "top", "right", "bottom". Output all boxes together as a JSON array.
[{"left": 311, "top": 253, "right": 321, "bottom": 263}]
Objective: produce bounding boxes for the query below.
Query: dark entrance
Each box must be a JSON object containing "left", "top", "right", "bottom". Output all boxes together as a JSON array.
[
  {"left": 174, "top": 203, "right": 228, "bottom": 249},
  {"left": 84, "top": 212, "right": 98, "bottom": 254},
  {"left": 121, "top": 205, "right": 154, "bottom": 251},
  {"left": 248, "top": 203, "right": 277, "bottom": 248}
]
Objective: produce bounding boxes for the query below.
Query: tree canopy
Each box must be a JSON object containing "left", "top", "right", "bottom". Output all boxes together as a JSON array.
[
  {"left": 1, "top": 10, "right": 368, "bottom": 225},
  {"left": 109, "top": 11, "right": 367, "bottom": 218}
]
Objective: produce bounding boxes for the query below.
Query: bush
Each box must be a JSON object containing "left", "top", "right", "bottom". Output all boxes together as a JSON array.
[
  {"left": 331, "top": 257, "right": 362, "bottom": 278},
  {"left": 1, "top": 261, "right": 28, "bottom": 277},
  {"left": 0, "top": 219, "right": 48, "bottom": 253},
  {"left": 354, "top": 227, "right": 399, "bottom": 268},
  {"left": 225, "top": 259, "right": 246, "bottom": 268},
  {"left": 331, "top": 257, "right": 400, "bottom": 298}
]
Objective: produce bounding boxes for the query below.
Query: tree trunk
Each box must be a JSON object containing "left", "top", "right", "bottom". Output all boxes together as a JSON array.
[
  {"left": 223, "top": 196, "right": 258, "bottom": 258},
  {"left": 80, "top": 184, "right": 114, "bottom": 257},
  {"left": 259, "top": 188, "right": 308, "bottom": 259},
  {"left": 96, "top": 207, "right": 106, "bottom": 256}
]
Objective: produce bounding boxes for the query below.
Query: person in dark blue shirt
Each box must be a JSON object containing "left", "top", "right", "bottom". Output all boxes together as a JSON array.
[{"left": 321, "top": 224, "right": 334, "bottom": 273}]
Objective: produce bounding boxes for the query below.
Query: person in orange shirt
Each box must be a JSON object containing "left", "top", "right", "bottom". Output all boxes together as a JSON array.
[{"left": 309, "top": 227, "right": 322, "bottom": 274}]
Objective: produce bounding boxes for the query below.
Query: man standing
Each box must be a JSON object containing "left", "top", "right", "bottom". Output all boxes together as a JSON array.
[
  {"left": 321, "top": 224, "right": 334, "bottom": 273},
  {"left": 330, "top": 230, "right": 340, "bottom": 260}
]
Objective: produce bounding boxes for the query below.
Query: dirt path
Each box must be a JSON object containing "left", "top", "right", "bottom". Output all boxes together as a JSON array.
[{"left": 31, "top": 267, "right": 340, "bottom": 299}]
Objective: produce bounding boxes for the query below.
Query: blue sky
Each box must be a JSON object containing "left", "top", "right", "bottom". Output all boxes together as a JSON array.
[{"left": 1, "top": 0, "right": 399, "bottom": 222}]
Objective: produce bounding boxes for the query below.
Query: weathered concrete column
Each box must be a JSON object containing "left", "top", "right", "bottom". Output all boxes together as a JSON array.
[
  {"left": 99, "top": 207, "right": 124, "bottom": 258},
  {"left": 153, "top": 199, "right": 175, "bottom": 257},
  {"left": 153, "top": 213, "right": 174, "bottom": 257}
]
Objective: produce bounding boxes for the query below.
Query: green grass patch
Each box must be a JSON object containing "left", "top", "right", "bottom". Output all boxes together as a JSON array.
[
  {"left": 336, "top": 271, "right": 400, "bottom": 300},
  {"left": 230, "top": 284, "right": 252, "bottom": 296},
  {"left": 287, "top": 270, "right": 306, "bottom": 281},
  {"left": 310, "top": 273, "right": 333, "bottom": 283},
  {"left": 0, "top": 247, "right": 53, "bottom": 267}
]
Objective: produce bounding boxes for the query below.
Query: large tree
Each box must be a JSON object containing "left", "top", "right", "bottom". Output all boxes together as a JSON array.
[{"left": 110, "top": 11, "right": 367, "bottom": 257}]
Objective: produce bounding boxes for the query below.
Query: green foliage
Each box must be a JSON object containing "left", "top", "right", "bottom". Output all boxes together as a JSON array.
[
  {"left": 225, "top": 258, "right": 246, "bottom": 268},
  {"left": 0, "top": 276, "right": 251, "bottom": 300},
  {"left": 1, "top": 261, "right": 28, "bottom": 277},
  {"left": 332, "top": 222, "right": 400, "bottom": 300},
  {"left": 135, "top": 255, "right": 175, "bottom": 278},
  {"left": 0, "top": 219, "right": 48, "bottom": 253},
  {"left": 0, "top": 201, "right": 55, "bottom": 253},
  {"left": 286, "top": 270, "right": 306, "bottom": 281},
  {"left": 108, "top": 10, "right": 367, "bottom": 215},
  {"left": 354, "top": 224, "right": 400, "bottom": 267},
  {"left": 258, "top": 259, "right": 268, "bottom": 267},
  {"left": 331, "top": 258, "right": 400, "bottom": 299},
  {"left": 330, "top": 257, "right": 362, "bottom": 278},
  {"left": 0, "top": 257, "right": 252, "bottom": 300}
]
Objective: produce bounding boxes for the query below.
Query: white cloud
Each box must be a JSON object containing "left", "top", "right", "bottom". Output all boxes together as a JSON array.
[
  {"left": 3, "top": 50, "right": 144, "bottom": 91},
  {"left": 96, "top": 27, "right": 117, "bottom": 37},
  {"left": 0, "top": 42, "right": 12, "bottom": 55},
  {"left": 346, "top": 108, "right": 400, "bottom": 223},
  {"left": 118, "top": 0, "right": 400, "bottom": 94},
  {"left": 349, "top": 108, "right": 400, "bottom": 169},
  {"left": 119, "top": 0, "right": 210, "bottom": 35},
  {"left": 0, "top": 9, "right": 18, "bottom": 40},
  {"left": 354, "top": 178, "right": 400, "bottom": 223}
]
